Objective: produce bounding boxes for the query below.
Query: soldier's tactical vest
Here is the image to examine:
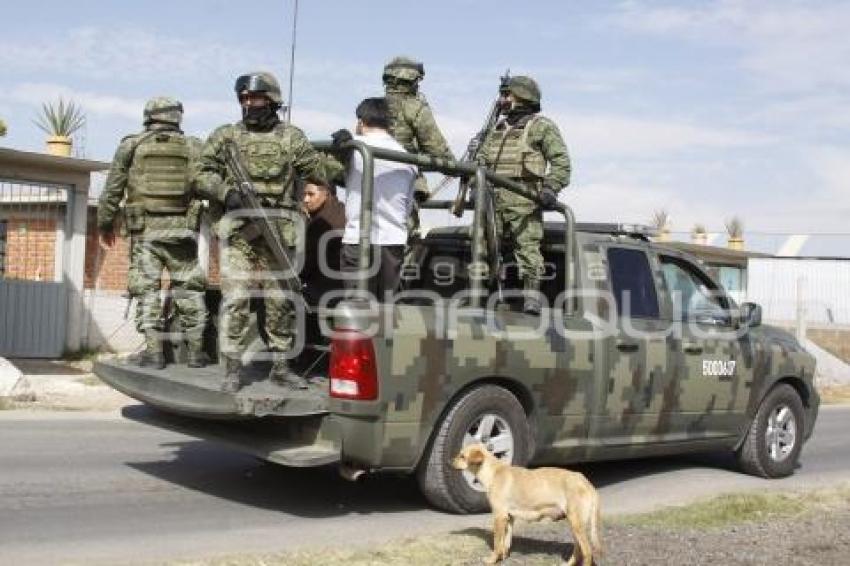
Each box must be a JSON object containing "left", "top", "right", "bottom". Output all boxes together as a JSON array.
[
  {"left": 127, "top": 131, "right": 192, "bottom": 214},
  {"left": 385, "top": 93, "right": 425, "bottom": 153},
  {"left": 231, "top": 123, "right": 295, "bottom": 206},
  {"left": 487, "top": 115, "right": 547, "bottom": 181}
]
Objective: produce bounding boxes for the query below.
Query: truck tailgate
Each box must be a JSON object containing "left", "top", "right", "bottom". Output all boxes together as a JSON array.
[{"left": 95, "top": 358, "right": 328, "bottom": 419}]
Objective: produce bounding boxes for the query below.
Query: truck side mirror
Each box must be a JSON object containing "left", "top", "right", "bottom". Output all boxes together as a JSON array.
[{"left": 740, "top": 302, "right": 762, "bottom": 327}]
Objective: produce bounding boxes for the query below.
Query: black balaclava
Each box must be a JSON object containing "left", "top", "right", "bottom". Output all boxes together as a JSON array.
[{"left": 242, "top": 102, "right": 280, "bottom": 130}]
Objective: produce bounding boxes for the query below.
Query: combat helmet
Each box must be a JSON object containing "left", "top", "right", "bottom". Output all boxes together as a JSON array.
[
  {"left": 234, "top": 71, "right": 283, "bottom": 106},
  {"left": 143, "top": 97, "right": 183, "bottom": 126},
  {"left": 507, "top": 76, "right": 541, "bottom": 105},
  {"left": 382, "top": 56, "right": 425, "bottom": 84}
]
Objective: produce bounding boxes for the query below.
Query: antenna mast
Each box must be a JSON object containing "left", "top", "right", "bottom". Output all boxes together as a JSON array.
[{"left": 286, "top": 0, "right": 300, "bottom": 125}]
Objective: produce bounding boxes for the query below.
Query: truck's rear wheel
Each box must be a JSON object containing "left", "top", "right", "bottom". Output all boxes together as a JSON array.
[
  {"left": 416, "top": 385, "right": 531, "bottom": 514},
  {"left": 736, "top": 383, "right": 804, "bottom": 478}
]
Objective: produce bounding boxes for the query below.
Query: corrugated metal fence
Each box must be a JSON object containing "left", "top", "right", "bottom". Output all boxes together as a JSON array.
[
  {"left": 747, "top": 258, "right": 850, "bottom": 325},
  {"left": 0, "top": 179, "right": 70, "bottom": 357}
]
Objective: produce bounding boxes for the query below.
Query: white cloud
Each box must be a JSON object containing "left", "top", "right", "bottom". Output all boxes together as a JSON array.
[
  {"left": 613, "top": 0, "right": 850, "bottom": 92},
  {"left": 0, "top": 27, "right": 273, "bottom": 83},
  {"left": 553, "top": 111, "right": 773, "bottom": 157}
]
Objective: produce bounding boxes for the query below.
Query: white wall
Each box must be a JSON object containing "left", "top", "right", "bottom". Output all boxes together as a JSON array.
[{"left": 82, "top": 290, "right": 144, "bottom": 352}]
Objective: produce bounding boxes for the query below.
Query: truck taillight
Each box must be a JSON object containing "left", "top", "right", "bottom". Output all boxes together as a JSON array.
[{"left": 329, "top": 330, "right": 378, "bottom": 400}]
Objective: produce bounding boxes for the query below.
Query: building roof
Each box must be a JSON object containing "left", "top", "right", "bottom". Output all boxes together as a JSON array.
[{"left": 0, "top": 147, "right": 109, "bottom": 174}]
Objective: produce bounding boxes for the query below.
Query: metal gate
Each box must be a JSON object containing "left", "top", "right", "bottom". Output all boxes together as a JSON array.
[{"left": 0, "top": 179, "right": 71, "bottom": 357}]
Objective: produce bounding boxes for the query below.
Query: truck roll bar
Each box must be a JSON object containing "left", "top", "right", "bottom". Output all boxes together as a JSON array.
[{"left": 313, "top": 140, "right": 576, "bottom": 314}]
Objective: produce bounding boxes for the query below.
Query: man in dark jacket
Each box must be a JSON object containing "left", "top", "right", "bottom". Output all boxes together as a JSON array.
[{"left": 301, "top": 182, "right": 345, "bottom": 304}]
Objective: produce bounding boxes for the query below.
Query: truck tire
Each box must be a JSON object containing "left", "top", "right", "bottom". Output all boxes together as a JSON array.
[
  {"left": 416, "top": 385, "right": 531, "bottom": 514},
  {"left": 736, "top": 383, "right": 804, "bottom": 478}
]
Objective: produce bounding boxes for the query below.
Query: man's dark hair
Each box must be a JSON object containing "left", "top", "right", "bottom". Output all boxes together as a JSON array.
[{"left": 356, "top": 97, "right": 390, "bottom": 129}]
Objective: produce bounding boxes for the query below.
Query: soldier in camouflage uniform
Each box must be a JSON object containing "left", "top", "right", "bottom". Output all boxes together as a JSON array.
[
  {"left": 97, "top": 97, "right": 208, "bottom": 369},
  {"left": 479, "top": 76, "right": 571, "bottom": 315},
  {"left": 382, "top": 56, "right": 455, "bottom": 271},
  {"left": 195, "top": 71, "right": 342, "bottom": 393}
]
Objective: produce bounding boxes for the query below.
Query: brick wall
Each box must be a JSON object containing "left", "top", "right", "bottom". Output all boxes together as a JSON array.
[
  {"left": 2, "top": 216, "right": 57, "bottom": 281},
  {"left": 83, "top": 208, "right": 220, "bottom": 290},
  {"left": 84, "top": 213, "right": 130, "bottom": 290}
]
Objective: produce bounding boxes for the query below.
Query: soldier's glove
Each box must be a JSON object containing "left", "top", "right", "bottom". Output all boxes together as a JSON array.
[
  {"left": 224, "top": 190, "right": 245, "bottom": 212},
  {"left": 414, "top": 187, "right": 431, "bottom": 204},
  {"left": 539, "top": 186, "right": 559, "bottom": 210},
  {"left": 331, "top": 129, "right": 353, "bottom": 147}
]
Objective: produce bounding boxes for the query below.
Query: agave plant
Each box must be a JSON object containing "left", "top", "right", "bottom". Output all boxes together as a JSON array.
[
  {"left": 725, "top": 216, "right": 744, "bottom": 239},
  {"left": 33, "top": 98, "right": 86, "bottom": 137},
  {"left": 650, "top": 209, "right": 670, "bottom": 230}
]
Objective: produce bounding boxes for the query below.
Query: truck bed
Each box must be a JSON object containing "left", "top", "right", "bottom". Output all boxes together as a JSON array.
[{"left": 95, "top": 357, "right": 329, "bottom": 420}]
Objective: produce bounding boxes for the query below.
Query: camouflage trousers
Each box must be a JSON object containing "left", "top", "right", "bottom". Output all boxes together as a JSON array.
[
  {"left": 128, "top": 235, "right": 207, "bottom": 352},
  {"left": 219, "top": 235, "right": 298, "bottom": 359},
  {"left": 493, "top": 186, "right": 544, "bottom": 285},
  {"left": 401, "top": 175, "right": 429, "bottom": 278}
]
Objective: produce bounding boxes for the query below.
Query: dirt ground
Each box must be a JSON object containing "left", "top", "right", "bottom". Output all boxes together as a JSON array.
[
  {"left": 494, "top": 504, "right": 850, "bottom": 566},
  {"left": 5, "top": 358, "right": 133, "bottom": 411}
]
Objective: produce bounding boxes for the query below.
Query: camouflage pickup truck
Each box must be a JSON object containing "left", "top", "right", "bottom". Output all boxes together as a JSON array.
[{"left": 96, "top": 143, "right": 819, "bottom": 514}]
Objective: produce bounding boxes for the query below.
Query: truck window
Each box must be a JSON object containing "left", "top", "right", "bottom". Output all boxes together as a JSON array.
[
  {"left": 659, "top": 256, "right": 729, "bottom": 321},
  {"left": 607, "top": 247, "right": 659, "bottom": 319}
]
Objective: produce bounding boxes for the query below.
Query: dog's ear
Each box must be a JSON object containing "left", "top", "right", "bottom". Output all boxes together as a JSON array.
[{"left": 467, "top": 446, "right": 485, "bottom": 465}]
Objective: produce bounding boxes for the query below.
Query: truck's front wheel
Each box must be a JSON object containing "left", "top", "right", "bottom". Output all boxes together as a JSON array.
[
  {"left": 416, "top": 385, "right": 531, "bottom": 513},
  {"left": 736, "top": 383, "right": 804, "bottom": 478}
]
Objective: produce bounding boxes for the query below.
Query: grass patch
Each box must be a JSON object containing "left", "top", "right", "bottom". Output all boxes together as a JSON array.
[
  {"left": 174, "top": 531, "right": 490, "bottom": 566},
  {"left": 820, "top": 384, "right": 850, "bottom": 405},
  {"left": 62, "top": 347, "right": 104, "bottom": 362},
  {"left": 169, "top": 487, "right": 850, "bottom": 565},
  {"left": 614, "top": 486, "right": 850, "bottom": 530},
  {"left": 0, "top": 398, "right": 14, "bottom": 410}
]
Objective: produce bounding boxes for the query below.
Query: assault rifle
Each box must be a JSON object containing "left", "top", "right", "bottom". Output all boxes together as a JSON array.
[
  {"left": 446, "top": 69, "right": 511, "bottom": 217},
  {"left": 222, "top": 142, "right": 305, "bottom": 297}
]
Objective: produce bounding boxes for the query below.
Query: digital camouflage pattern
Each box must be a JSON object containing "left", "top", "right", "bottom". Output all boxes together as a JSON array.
[
  {"left": 506, "top": 75, "right": 541, "bottom": 105},
  {"left": 97, "top": 114, "right": 208, "bottom": 354},
  {"left": 328, "top": 229, "right": 818, "bottom": 469},
  {"left": 382, "top": 56, "right": 425, "bottom": 84},
  {"left": 384, "top": 63, "right": 455, "bottom": 262},
  {"left": 143, "top": 96, "right": 183, "bottom": 126},
  {"left": 480, "top": 112, "right": 571, "bottom": 284},
  {"left": 128, "top": 235, "right": 206, "bottom": 351},
  {"left": 195, "top": 118, "right": 342, "bottom": 361},
  {"left": 234, "top": 71, "right": 283, "bottom": 105},
  {"left": 218, "top": 236, "right": 297, "bottom": 357},
  {"left": 95, "top": 226, "right": 819, "bottom": 483},
  {"left": 195, "top": 122, "right": 342, "bottom": 206}
]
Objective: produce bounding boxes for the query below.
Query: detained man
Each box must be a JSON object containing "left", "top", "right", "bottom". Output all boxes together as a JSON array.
[
  {"left": 301, "top": 182, "right": 345, "bottom": 304},
  {"left": 336, "top": 97, "right": 416, "bottom": 300}
]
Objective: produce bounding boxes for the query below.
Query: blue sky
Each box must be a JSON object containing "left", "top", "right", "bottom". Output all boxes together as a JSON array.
[{"left": 1, "top": 0, "right": 849, "bottom": 238}]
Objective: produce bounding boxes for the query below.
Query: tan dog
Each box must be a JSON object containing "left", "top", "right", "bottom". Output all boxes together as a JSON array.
[{"left": 452, "top": 443, "right": 601, "bottom": 565}]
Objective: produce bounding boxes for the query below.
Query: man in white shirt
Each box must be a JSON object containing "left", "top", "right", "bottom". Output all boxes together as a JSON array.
[{"left": 339, "top": 97, "right": 416, "bottom": 299}]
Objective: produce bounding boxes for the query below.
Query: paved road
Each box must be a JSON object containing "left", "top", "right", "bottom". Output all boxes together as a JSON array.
[{"left": 0, "top": 406, "right": 847, "bottom": 565}]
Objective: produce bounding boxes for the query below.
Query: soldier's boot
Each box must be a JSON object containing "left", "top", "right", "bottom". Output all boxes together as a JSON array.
[
  {"left": 221, "top": 357, "right": 243, "bottom": 393},
  {"left": 522, "top": 279, "right": 542, "bottom": 316},
  {"left": 138, "top": 350, "right": 166, "bottom": 370},
  {"left": 269, "top": 359, "right": 309, "bottom": 390},
  {"left": 138, "top": 333, "right": 165, "bottom": 370},
  {"left": 187, "top": 348, "right": 208, "bottom": 368}
]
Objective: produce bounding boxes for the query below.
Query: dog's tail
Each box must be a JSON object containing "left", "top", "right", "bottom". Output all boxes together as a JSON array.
[{"left": 589, "top": 491, "right": 603, "bottom": 557}]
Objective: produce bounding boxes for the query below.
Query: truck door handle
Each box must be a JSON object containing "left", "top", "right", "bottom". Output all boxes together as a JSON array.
[
  {"left": 616, "top": 340, "right": 639, "bottom": 353},
  {"left": 683, "top": 343, "right": 704, "bottom": 355}
]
